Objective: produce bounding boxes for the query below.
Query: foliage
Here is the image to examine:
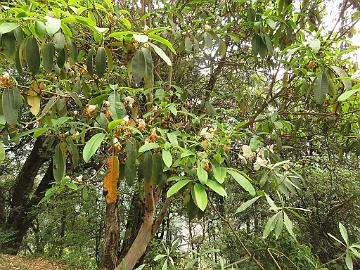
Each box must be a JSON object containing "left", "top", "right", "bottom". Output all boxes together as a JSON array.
[{"left": 0, "top": 0, "right": 359, "bottom": 269}]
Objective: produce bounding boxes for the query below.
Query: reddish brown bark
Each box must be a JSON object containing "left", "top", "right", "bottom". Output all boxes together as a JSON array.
[{"left": 101, "top": 202, "right": 120, "bottom": 270}]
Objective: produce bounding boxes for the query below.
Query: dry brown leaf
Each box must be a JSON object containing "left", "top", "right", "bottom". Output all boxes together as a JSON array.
[
  {"left": 27, "top": 94, "right": 41, "bottom": 116},
  {"left": 103, "top": 155, "right": 120, "bottom": 203}
]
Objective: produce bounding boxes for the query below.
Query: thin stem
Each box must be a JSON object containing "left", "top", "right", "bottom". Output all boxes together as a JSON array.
[{"left": 209, "top": 199, "right": 266, "bottom": 270}]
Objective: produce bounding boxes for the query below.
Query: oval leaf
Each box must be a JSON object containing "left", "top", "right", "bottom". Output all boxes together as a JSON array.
[
  {"left": 53, "top": 143, "right": 66, "bottom": 181},
  {"left": 197, "top": 161, "right": 208, "bottom": 184},
  {"left": 206, "top": 180, "right": 227, "bottom": 197},
  {"left": 83, "top": 133, "right": 106, "bottom": 162},
  {"left": 213, "top": 166, "right": 227, "bottom": 184},
  {"left": 236, "top": 195, "right": 262, "bottom": 213},
  {"left": 139, "top": 142, "right": 159, "bottom": 153},
  {"left": 167, "top": 179, "right": 191, "bottom": 197},
  {"left": 26, "top": 37, "right": 40, "bottom": 75},
  {"left": 283, "top": 212, "right": 296, "bottom": 239},
  {"left": 193, "top": 183, "right": 208, "bottom": 211},
  {"left": 0, "top": 23, "right": 19, "bottom": 34},
  {"left": 149, "top": 43, "right": 172, "bottom": 66},
  {"left": 162, "top": 149, "right": 172, "bottom": 167},
  {"left": 338, "top": 88, "right": 360, "bottom": 101},
  {"left": 45, "top": 16, "right": 61, "bottom": 36},
  {"left": 339, "top": 222, "right": 349, "bottom": 245},
  {"left": 96, "top": 46, "right": 107, "bottom": 77},
  {"left": 314, "top": 71, "right": 329, "bottom": 105},
  {"left": 227, "top": 169, "right": 256, "bottom": 196}
]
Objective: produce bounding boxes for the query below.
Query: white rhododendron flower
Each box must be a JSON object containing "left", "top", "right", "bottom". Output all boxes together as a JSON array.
[
  {"left": 242, "top": 145, "right": 256, "bottom": 159},
  {"left": 238, "top": 154, "right": 247, "bottom": 165},
  {"left": 124, "top": 96, "right": 135, "bottom": 106},
  {"left": 254, "top": 156, "right": 268, "bottom": 171},
  {"left": 200, "top": 127, "right": 214, "bottom": 139}
]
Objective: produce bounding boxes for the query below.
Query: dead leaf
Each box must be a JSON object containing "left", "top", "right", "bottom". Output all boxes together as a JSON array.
[{"left": 103, "top": 155, "right": 120, "bottom": 203}]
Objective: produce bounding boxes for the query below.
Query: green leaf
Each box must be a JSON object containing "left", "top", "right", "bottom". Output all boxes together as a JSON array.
[
  {"left": 149, "top": 43, "right": 172, "bottom": 66},
  {"left": 53, "top": 143, "right": 66, "bottom": 181},
  {"left": 154, "top": 254, "right": 167, "bottom": 261},
  {"left": 95, "top": 46, "right": 107, "bottom": 77},
  {"left": 203, "top": 32, "right": 212, "bottom": 48},
  {"left": 331, "top": 66, "right": 352, "bottom": 90},
  {"left": 132, "top": 50, "right": 145, "bottom": 84},
  {"left": 197, "top": 161, "right": 208, "bottom": 184},
  {"left": 53, "top": 32, "right": 66, "bottom": 49},
  {"left": 0, "top": 23, "right": 19, "bottom": 34},
  {"left": 119, "top": 16, "right": 131, "bottom": 29},
  {"left": 265, "top": 194, "right": 279, "bottom": 211},
  {"left": 213, "top": 166, "right": 227, "bottom": 184},
  {"left": 43, "top": 42, "right": 55, "bottom": 73},
  {"left": 167, "top": 179, "right": 191, "bottom": 197},
  {"left": 206, "top": 180, "right": 227, "bottom": 197},
  {"left": 125, "top": 137, "right": 137, "bottom": 186},
  {"left": 252, "top": 34, "right": 267, "bottom": 58},
  {"left": 39, "top": 187, "right": 56, "bottom": 204},
  {"left": 66, "top": 137, "right": 79, "bottom": 168},
  {"left": 345, "top": 251, "right": 353, "bottom": 270},
  {"left": 139, "top": 143, "right": 159, "bottom": 153},
  {"left": 35, "top": 21, "right": 46, "bottom": 38},
  {"left": 162, "top": 260, "right": 168, "bottom": 270},
  {"left": 45, "top": 16, "right": 61, "bottom": 36},
  {"left": 83, "top": 133, "right": 106, "bottom": 162},
  {"left": 350, "top": 246, "right": 360, "bottom": 259},
  {"left": 141, "top": 47, "right": 154, "bottom": 89},
  {"left": 339, "top": 222, "right": 349, "bottom": 245},
  {"left": 162, "top": 149, "right": 173, "bottom": 167},
  {"left": 108, "top": 119, "right": 124, "bottom": 130},
  {"left": 168, "top": 104, "right": 177, "bottom": 116},
  {"left": 108, "top": 31, "right": 138, "bottom": 40},
  {"left": 314, "top": 71, "right": 329, "bottom": 105},
  {"left": 26, "top": 37, "right": 40, "bottom": 75},
  {"left": 283, "top": 212, "right": 296, "bottom": 239},
  {"left": 236, "top": 196, "right": 261, "bottom": 213},
  {"left": 2, "top": 88, "right": 23, "bottom": 125},
  {"left": 227, "top": 169, "right": 256, "bottom": 196},
  {"left": 0, "top": 141, "right": 5, "bottom": 164},
  {"left": 185, "top": 36, "right": 192, "bottom": 52},
  {"left": 181, "top": 149, "right": 195, "bottom": 158},
  {"left": 148, "top": 33, "right": 176, "bottom": 54},
  {"left": 266, "top": 18, "right": 276, "bottom": 29},
  {"left": 151, "top": 152, "right": 164, "bottom": 185},
  {"left": 167, "top": 132, "right": 178, "bottom": 146},
  {"left": 263, "top": 212, "right": 279, "bottom": 238},
  {"left": 193, "top": 183, "right": 208, "bottom": 211},
  {"left": 108, "top": 92, "right": 125, "bottom": 120},
  {"left": 64, "top": 180, "right": 78, "bottom": 190},
  {"left": 338, "top": 88, "right": 360, "bottom": 101},
  {"left": 274, "top": 211, "right": 284, "bottom": 239}
]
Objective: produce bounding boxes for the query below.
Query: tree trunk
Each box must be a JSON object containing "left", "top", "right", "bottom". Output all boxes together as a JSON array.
[
  {"left": 3, "top": 139, "right": 50, "bottom": 254},
  {"left": 101, "top": 202, "right": 120, "bottom": 270},
  {"left": 116, "top": 183, "right": 171, "bottom": 270},
  {"left": 118, "top": 192, "right": 144, "bottom": 260}
]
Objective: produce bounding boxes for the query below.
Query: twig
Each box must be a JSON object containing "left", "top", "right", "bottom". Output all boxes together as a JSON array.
[
  {"left": 268, "top": 248, "right": 282, "bottom": 270},
  {"left": 224, "top": 256, "right": 250, "bottom": 269},
  {"left": 209, "top": 199, "right": 266, "bottom": 270}
]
